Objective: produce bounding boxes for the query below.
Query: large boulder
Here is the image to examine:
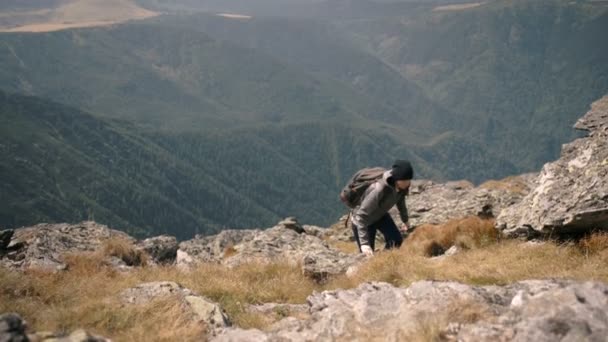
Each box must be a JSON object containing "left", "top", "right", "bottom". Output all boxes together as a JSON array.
[
  {"left": 497, "top": 95, "right": 608, "bottom": 237},
  {"left": 119, "top": 281, "right": 230, "bottom": 334},
  {"left": 0, "top": 221, "right": 134, "bottom": 271},
  {"left": 213, "top": 280, "right": 608, "bottom": 341}
]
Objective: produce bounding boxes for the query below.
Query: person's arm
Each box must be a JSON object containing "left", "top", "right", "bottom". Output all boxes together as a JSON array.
[
  {"left": 396, "top": 194, "right": 409, "bottom": 231},
  {"left": 354, "top": 184, "right": 383, "bottom": 247}
]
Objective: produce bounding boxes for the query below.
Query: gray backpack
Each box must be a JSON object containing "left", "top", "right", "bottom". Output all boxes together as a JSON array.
[{"left": 339, "top": 167, "right": 386, "bottom": 208}]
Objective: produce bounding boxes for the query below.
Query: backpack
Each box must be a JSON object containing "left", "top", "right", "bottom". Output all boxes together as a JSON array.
[{"left": 339, "top": 167, "right": 386, "bottom": 208}]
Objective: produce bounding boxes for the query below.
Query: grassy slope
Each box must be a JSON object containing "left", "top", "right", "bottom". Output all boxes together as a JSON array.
[{"left": 1, "top": 218, "right": 606, "bottom": 340}]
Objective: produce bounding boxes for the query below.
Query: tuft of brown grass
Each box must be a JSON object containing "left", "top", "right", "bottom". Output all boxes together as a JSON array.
[
  {"left": 327, "top": 241, "right": 359, "bottom": 254},
  {"left": 223, "top": 244, "right": 238, "bottom": 259},
  {"left": 407, "top": 217, "right": 498, "bottom": 256},
  {"left": 102, "top": 237, "right": 149, "bottom": 266},
  {"left": 579, "top": 231, "right": 608, "bottom": 256},
  {"left": 479, "top": 175, "right": 530, "bottom": 194},
  {"left": 325, "top": 232, "right": 608, "bottom": 290}
]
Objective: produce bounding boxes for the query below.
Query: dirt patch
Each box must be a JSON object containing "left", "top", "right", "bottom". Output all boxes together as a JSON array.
[
  {"left": 432, "top": 2, "right": 484, "bottom": 11},
  {"left": 216, "top": 13, "right": 253, "bottom": 20},
  {"left": 0, "top": 0, "right": 158, "bottom": 32}
]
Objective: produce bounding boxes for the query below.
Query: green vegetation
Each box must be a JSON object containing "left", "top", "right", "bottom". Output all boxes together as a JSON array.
[{"left": 1, "top": 0, "right": 607, "bottom": 236}]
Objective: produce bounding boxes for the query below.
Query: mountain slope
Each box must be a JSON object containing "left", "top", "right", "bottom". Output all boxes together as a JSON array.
[
  {"left": 339, "top": 0, "right": 608, "bottom": 170},
  {"left": 0, "top": 91, "right": 281, "bottom": 238}
]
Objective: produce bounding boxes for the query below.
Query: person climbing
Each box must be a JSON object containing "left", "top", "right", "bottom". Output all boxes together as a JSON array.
[{"left": 344, "top": 160, "right": 413, "bottom": 256}]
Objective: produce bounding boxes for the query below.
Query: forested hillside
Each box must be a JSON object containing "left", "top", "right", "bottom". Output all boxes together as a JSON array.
[{"left": 1, "top": 0, "right": 607, "bottom": 237}]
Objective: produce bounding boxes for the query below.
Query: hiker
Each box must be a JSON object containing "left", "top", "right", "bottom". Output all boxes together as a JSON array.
[{"left": 349, "top": 160, "right": 413, "bottom": 256}]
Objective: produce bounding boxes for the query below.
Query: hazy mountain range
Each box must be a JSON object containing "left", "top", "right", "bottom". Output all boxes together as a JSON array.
[{"left": 1, "top": 0, "right": 607, "bottom": 238}]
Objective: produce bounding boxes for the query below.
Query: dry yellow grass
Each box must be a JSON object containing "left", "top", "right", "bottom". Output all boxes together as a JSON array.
[
  {"left": 101, "top": 237, "right": 149, "bottom": 266},
  {"left": 579, "top": 231, "right": 608, "bottom": 255},
  {"left": 2, "top": 226, "right": 608, "bottom": 340},
  {"left": 479, "top": 175, "right": 531, "bottom": 194},
  {"left": 327, "top": 240, "right": 359, "bottom": 254},
  {"left": 406, "top": 217, "right": 499, "bottom": 256}
]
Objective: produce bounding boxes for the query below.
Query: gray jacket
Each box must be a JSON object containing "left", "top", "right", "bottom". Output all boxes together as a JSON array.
[{"left": 351, "top": 170, "right": 409, "bottom": 246}]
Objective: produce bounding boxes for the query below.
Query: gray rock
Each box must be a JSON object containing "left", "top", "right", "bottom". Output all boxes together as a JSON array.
[
  {"left": 328, "top": 175, "right": 536, "bottom": 245},
  {"left": 497, "top": 95, "right": 608, "bottom": 237},
  {"left": 213, "top": 280, "right": 608, "bottom": 342},
  {"left": 178, "top": 224, "right": 363, "bottom": 282},
  {"left": 136, "top": 235, "right": 178, "bottom": 265},
  {"left": 302, "top": 252, "right": 365, "bottom": 284},
  {"left": 247, "top": 303, "right": 309, "bottom": 317},
  {"left": 119, "top": 281, "right": 230, "bottom": 333},
  {"left": 37, "top": 329, "right": 110, "bottom": 342},
  {"left": 278, "top": 217, "right": 305, "bottom": 234},
  {"left": 177, "top": 229, "right": 259, "bottom": 266},
  {"left": 0, "top": 222, "right": 134, "bottom": 271},
  {"left": 403, "top": 175, "right": 536, "bottom": 228},
  {"left": 0, "top": 313, "right": 110, "bottom": 342},
  {"left": 301, "top": 225, "right": 326, "bottom": 238},
  {"left": 0, "top": 230, "right": 13, "bottom": 251},
  {"left": 0, "top": 313, "right": 28, "bottom": 342}
]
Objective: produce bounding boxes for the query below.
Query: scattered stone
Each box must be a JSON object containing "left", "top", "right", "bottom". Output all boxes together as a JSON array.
[
  {"left": 136, "top": 235, "right": 178, "bottom": 265},
  {"left": 214, "top": 280, "right": 608, "bottom": 341},
  {"left": 302, "top": 252, "right": 364, "bottom": 284},
  {"left": 0, "top": 313, "right": 28, "bottom": 342},
  {"left": 278, "top": 217, "right": 305, "bottom": 234},
  {"left": 178, "top": 229, "right": 258, "bottom": 266},
  {"left": 0, "top": 221, "right": 134, "bottom": 271},
  {"left": 246, "top": 303, "right": 310, "bottom": 322},
  {"left": 497, "top": 95, "right": 608, "bottom": 238},
  {"left": 178, "top": 221, "right": 363, "bottom": 282},
  {"left": 0, "top": 313, "right": 110, "bottom": 342},
  {"left": 402, "top": 173, "right": 536, "bottom": 228},
  {"left": 35, "top": 329, "right": 110, "bottom": 342},
  {"left": 119, "top": 281, "right": 230, "bottom": 333},
  {"left": 301, "top": 225, "right": 326, "bottom": 237}
]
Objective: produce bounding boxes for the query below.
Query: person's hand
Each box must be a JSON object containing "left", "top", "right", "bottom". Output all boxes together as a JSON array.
[
  {"left": 361, "top": 245, "right": 374, "bottom": 257},
  {"left": 400, "top": 223, "right": 409, "bottom": 233}
]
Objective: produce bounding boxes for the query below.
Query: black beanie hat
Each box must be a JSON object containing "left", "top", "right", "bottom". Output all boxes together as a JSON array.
[{"left": 392, "top": 159, "right": 414, "bottom": 180}]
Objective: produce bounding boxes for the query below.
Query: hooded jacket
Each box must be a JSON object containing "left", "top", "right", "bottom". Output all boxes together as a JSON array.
[{"left": 351, "top": 170, "right": 409, "bottom": 246}]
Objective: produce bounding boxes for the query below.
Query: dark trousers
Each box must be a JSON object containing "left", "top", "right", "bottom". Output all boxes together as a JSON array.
[{"left": 352, "top": 213, "right": 403, "bottom": 252}]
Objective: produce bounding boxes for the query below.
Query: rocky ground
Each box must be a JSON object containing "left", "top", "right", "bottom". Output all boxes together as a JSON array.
[{"left": 1, "top": 95, "right": 607, "bottom": 341}]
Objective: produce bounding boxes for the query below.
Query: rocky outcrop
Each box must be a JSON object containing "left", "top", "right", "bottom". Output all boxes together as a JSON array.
[
  {"left": 0, "top": 313, "right": 109, "bottom": 342},
  {"left": 403, "top": 175, "right": 536, "bottom": 227},
  {"left": 326, "top": 175, "right": 536, "bottom": 244},
  {"left": 177, "top": 218, "right": 361, "bottom": 282},
  {"left": 497, "top": 95, "right": 608, "bottom": 237},
  {"left": 214, "top": 279, "right": 608, "bottom": 341},
  {"left": 0, "top": 221, "right": 133, "bottom": 271},
  {"left": 119, "top": 281, "right": 230, "bottom": 334},
  {"left": 136, "top": 235, "right": 178, "bottom": 265}
]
